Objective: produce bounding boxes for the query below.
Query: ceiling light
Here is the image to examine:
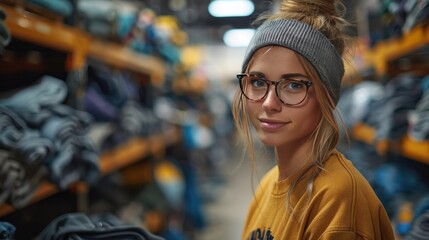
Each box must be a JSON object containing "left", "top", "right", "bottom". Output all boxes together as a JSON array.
[
  {"left": 223, "top": 28, "right": 255, "bottom": 47},
  {"left": 208, "top": 0, "right": 255, "bottom": 17}
]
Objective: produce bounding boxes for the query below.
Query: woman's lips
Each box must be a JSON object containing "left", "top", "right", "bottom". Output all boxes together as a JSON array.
[{"left": 259, "top": 119, "right": 290, "bottom": 130}]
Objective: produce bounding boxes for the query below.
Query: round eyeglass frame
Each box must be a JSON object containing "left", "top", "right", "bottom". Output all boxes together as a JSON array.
[{"left": 237, "top": 73, "right": 313, "bottom": 106}]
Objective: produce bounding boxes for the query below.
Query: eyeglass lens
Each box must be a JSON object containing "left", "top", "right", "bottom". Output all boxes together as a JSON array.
[{"left": 239, "top": 74, "right": 310, "bottom": 105}]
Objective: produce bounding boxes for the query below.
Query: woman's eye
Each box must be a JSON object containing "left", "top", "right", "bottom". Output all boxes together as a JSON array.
[
  {"left": 280, "top": 81, "right": 305, "bottom": 92},
  {"left": 250, "top": 78, "right": 266, "bottom": 88},
  {"left": 288, "top": 82, "right": 303, "bottom": 90}
]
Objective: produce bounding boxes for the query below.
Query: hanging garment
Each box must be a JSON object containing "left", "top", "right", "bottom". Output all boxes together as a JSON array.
[{"left": 38, "top": 212, "right": 164, "bottom": 240}]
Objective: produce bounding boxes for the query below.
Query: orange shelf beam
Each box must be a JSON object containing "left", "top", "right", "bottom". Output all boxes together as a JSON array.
[
  {"left": 1, "top": 3, "right": 89, "bottom": 70},
  {"left": 99, "top": 137, "right": 150, "bottom": 175},
  {"left": 352, "top": 123, "right": 429, "bottom": 164},
  {"left": 366, "top": 24, "right": 429, "bottom": 75},
  {"left": 401, "top": 135, "right": 429, "bottom": 164},
  {"left": 0, "top": 133, "right": 174, "bottom": 218},
  {"left": 2, "top": 4, "right": 81, "bottom": 52},
  {"left": 0, "top": 182, "right": 57, "bottom": 217},
  {"left": 352, "top": 122, "right": 376, "bottom": 145},
  {"left": 88, "top": 39, "right": 165, "bottom": 85}
]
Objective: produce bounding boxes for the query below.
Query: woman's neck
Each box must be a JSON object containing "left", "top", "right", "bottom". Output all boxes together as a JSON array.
[{"left": 275, "top": 138, "right": 312, "bottom": 181}]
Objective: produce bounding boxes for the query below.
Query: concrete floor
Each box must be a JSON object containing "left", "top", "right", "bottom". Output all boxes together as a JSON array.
[{"left": 195, "top": 146, "right": 274, "bottom": 240}]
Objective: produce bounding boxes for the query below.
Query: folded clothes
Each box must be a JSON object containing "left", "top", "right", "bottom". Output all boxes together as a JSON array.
[
  {"left": 84, "top": 85, "right": 119, "bottom": 122},
  {"left": 0, "top": 149, "right": 47, "bottom": 208},
  {"left": 47, "top": 141, "right": 99, "bottom": 190},
  {"left": 38, "top": 212, "right": 164, "bottom": 240},
  {"left": 0, "top": 107, "right": 54, "bottom": 165},
  {"left": 0, "top": 76, "right": 100, "bottom": 189},
  {"left": 0, "top": 76, "right": 68, "bottom": 127},
  {"left": 41, "top": 113, "right": 99, "bottom": 189},
  {"left": 364, "top": 73, "right": 422, "bottom": 141},
  {"left": 119, "top": 101, "right": 159, "bottom": 136},
  {"left": 410, "top": 76, "right": 429, "bottom": 140}
]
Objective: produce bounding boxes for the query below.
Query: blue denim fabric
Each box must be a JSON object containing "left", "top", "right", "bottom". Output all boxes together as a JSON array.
[
  {"left": 0, "top": 106, "right": 54, "bottom": 165},
  {"left": 0, "top": 76, "right": 68, "bottom": 127},
  {"left": 0, "top": 76, "right": 100, "bottom": 189},
  {"left": 84, "top": 62, "right": 139, "bottom": 122},
  {"left": 0, "top": 149, "right": 47, "bottom": 208},
  {"left": 371, "top": 161, "right": 427, "bottom": 217},
  {"left": 410, "top": 76, "right": 429, "bottom": 140},
  {"left": 0, "top": 222, "right": 15, "bottom": 240},
  {"left": 119, "top": 101, "right": 159, "bottom": 137},
  {"left": 84, "top": 86, "right": 119, "bottom": 122},
  {"left": 39, "top": 212, "right": 164, "bottom": 240},
  {"left": 40, "top": 110, "right": 99, "bottom": 189},
  {"left": 364, "top": 73, "right": 422, "bottom": 141}
]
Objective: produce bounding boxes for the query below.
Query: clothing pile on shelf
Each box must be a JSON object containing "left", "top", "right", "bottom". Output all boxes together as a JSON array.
[
  {"left": 339, "top": 72, "right": 429, "bottom": 143},
  {"left": 409, "top": 75, "right": 429, "bottom": 141},
  {"left": 0, "top": 76, "right": 99, "bottom": 196},
  {"left": 83, "top": 61, "right": 162, "bottom": 151},
  {"left": 366, "top": 73, "right": 422, "bottom": 142}
]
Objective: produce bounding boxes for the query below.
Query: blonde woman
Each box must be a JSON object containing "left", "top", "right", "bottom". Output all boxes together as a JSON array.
[{"left": 232, "top": 0, "right": 395, "bottom": 239}]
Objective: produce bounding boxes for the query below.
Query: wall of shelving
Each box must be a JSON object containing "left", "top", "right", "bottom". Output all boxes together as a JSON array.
[
  {"left": 0, "top": 0, "right": 177, "bottom": 232},
  {"left": 349, "top": 21, "right": 429, "bottom": 164},
  {"left": 346, "top": 5, "right": 429, "bottom": 237}
]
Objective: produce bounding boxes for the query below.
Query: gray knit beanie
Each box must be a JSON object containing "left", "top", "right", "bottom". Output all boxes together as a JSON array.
[{"left": 242, "top": 19, "right": 345, "bottom": 104}]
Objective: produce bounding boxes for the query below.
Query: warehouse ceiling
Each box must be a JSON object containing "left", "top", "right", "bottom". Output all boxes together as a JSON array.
[
  {"left": 91, "top": 0, "right": 357, "bottom": 45},
  {"left": 139, "top": 0, "right": 274, "bottom": 45}
]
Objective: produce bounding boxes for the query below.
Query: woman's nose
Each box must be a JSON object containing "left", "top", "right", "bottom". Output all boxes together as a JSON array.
[{"left": 262, "top": 85, "right": 282, "bottom": 112}]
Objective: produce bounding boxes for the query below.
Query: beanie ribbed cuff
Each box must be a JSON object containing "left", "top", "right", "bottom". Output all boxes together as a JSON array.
[{"left": 242, "top": 19, "right": 344, "bottom": 103}]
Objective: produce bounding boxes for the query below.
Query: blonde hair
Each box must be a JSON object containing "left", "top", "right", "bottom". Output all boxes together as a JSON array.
[{"left": 232, "top": 0, "right": 349, "bottom": 219}]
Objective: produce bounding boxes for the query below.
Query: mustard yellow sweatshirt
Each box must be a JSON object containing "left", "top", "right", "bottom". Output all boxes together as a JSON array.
[{"left": 242, "top": 152, "right": 395, "bottom": 240}]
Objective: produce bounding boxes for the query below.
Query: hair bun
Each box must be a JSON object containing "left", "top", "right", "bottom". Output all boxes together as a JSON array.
[
  {"left": 279, "top": 0, "right": 339, "bottom": 19},
  {"left": 271, "top": 0, "right": 348, "bottom": 56}
]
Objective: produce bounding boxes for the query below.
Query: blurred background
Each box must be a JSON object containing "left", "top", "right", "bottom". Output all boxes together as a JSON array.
[{"left": 0, "top": 0, "right": 428, "bottom": 239}]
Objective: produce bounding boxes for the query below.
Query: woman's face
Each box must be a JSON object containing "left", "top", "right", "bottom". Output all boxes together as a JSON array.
[{"left": 246, "top": 46, "right": 322, "bottom": 148}]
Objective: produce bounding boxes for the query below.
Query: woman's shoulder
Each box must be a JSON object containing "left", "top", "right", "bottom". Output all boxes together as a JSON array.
[
  {"left": 314, "top": 152, "right": 377, "bottom": 201},
  {"left": 308, "top": 153, "right": 394, "bottom": 239}
]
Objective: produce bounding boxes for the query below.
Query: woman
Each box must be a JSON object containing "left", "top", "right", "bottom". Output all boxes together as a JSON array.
[{"left": 232, "top": 0, "right": 395, "bottom": 239}]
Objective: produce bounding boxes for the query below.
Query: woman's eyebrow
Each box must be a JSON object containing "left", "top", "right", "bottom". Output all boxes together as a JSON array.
[
  {"left": 248, "top": 71, "right": 265, "bottom": 77},
  {"left": 281, "top": 73, "right": 309, "bottom": 79},
  {"left": 248, "top": 72, "right": 309, "bottom": 79}
]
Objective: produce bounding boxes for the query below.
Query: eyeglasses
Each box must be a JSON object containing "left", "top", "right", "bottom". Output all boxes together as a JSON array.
[{"left": 237, "top": 73, "right": 313, "bottom": 105}]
